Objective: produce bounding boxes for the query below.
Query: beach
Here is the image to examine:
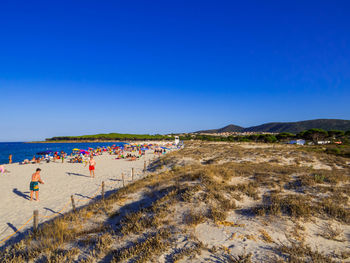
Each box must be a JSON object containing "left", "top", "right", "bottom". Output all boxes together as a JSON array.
[
  {"left": 0, "top": 149, "right": 160, "bottom": 245},
  {"left": 0, "top": 141, "right": 349, "bottom": 262}
]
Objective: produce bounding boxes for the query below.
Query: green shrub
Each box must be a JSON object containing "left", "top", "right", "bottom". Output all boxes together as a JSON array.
[{"left": 314, "top": 174, "right": 325, "bottom": 183}]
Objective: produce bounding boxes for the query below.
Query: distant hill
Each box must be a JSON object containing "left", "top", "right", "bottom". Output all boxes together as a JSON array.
[
  {"left": 196, "top": 119, "right": 350, "bottom": 134},
  {"left": 198, "top": 124, "right": 244, "bottom": 134},
  {"left": 245, "top": 119, "right": 350, "bottom": 133}
]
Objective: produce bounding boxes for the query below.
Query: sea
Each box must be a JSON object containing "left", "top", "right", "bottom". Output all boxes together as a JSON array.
[{"left": 0, "top": 142, "right": 127, "bottom": 164}]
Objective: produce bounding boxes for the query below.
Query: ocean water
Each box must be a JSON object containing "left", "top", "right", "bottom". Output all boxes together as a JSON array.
[{"left": 0, "top": 142, "right": 127, "bottom": 164}]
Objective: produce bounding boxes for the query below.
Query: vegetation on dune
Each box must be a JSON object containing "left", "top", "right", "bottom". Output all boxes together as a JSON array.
[{"left": 1, "top": 141, "right": 349, "bottom": 262}]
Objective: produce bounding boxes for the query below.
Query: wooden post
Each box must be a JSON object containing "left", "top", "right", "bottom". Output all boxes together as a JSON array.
[
  {"left": 101, "top": 181, "right": 105, "bottom": 200},
  {"left": 144, "top": 160, "right": 146, "bottom": 172},
  {"left": 71, "top": 195, "right": 76, "bottom": 212},
  {"left": 122, "top": 173, "right": 125, "bottom": 187},
  {"left": 131, "top": 168, "right": 134, "bottom": 181},
  {"left": 33, "top": 210, "right": 39, "bottom": 235}
]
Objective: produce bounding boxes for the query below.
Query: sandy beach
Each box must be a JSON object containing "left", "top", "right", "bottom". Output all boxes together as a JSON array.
[{"left": 0, "top": 150, "right": 158, "bottom": 245}]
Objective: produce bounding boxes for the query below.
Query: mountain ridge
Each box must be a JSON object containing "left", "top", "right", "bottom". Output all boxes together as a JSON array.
[{"left": 195, "top": 119, "right": 350, "bottom": 134}]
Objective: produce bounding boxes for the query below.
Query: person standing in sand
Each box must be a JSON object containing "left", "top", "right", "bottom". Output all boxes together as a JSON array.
[
  {"left": 61, "top": 151, "right": 65, "bottom": 163},
  {"left": 30, "top": 168, "right": 44, "bottom": 201},
  {"left": 9, "top": 154, "right": 12, "bottom": 164},
  {"left": 88, "top": 156, "right": 96, "bottom": 178}
]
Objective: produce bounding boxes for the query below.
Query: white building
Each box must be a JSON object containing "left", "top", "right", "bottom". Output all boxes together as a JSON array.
[
  {"left": 317, "top": 140, "right": 331, "bottom": 145},
  {"left": 289, "top": 139, "right": 305, "bottom": 145}
]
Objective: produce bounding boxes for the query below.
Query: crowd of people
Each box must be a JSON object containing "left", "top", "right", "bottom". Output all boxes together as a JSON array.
[
  {"left": 5, "top": 142, "right": 177, "bottom": 168},
  {"left": 0, "top": 142, "right": 182, "bottom": 204},
  {"left": 154, "top": 148, "right": 167, "bottom": 155}
]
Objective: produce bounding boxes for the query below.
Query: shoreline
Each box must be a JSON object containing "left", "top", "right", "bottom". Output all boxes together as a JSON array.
[
  {"left": 25, "top": 140, "right": 174, "bottom": 143},
  {"left": 1, "top": 141, "right": 176, "bottom": 164}
]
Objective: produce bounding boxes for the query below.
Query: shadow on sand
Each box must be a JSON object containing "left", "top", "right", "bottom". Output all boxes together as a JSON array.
[
  {"left": 109, "top": 178, "right": 122, "bottom": 182},
  {"left": 7, "top": 223, "right": 18, "bottom": 233},
  {"left": 43, "top": 207, "right": 63, "bottom": 216},
  {"left": 12, "top": 188, "right": 30, "bottom": 200},
  {"left": 66, "top": 172, "right": 90, "bottom": 178},
  {"left": 74, "top": 193, "right": 92, "bottom": 200}
]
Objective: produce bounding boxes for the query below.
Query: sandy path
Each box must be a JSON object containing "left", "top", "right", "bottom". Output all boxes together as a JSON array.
[{"left": 0, "top": 151, "right": 158, "bottom": 244}]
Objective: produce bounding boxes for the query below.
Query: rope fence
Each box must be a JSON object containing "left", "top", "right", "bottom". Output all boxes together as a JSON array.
[
  {"left": 0, "top": 216, "right": 34, "bottom": 245},
  {"left": 0, "top": 165, "right": 146, "bottom": 246}
]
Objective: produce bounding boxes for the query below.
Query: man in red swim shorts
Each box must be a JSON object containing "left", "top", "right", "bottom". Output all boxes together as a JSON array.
[{"left": 89, "top": 156, "right": 96, "bottom": 178}]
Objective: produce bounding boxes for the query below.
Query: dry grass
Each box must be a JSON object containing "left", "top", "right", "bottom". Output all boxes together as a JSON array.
[
  {"left": 227, "top": 252, "right": 253, "bottom": 263},
  {"left": 184, "top": 209, "right": 206, "bottom": 226},
  {"left": 259, "top": 229, "right": 274, "bottom": 243},
  {"left": 170, "top": 242, "right": 203, "bottom": 262},
  {"left": 254, "top": 192, "right": 350, "bottom": 223},
  {"left": 320, "top": 223, "right": 345, "bottom": 242},
  {"left": 111, "top": 229, "right": 171, "bottom": 262},
  {"left": 254, "top": 193, "right": 313, "bottom": 218},
  {"left": 276, "top": 239, "right": 336, "bottom": 263}
]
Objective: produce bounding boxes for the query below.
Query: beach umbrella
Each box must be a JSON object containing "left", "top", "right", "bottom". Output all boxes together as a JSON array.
[
  {"left": 72, "top": 148, "right": 80, "bottom": 151},
  {"left": 140, "top": 148, "right": 148, "bottom": 151}
]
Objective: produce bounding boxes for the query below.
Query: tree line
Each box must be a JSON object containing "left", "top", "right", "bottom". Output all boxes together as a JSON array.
[
  {"left": 46, "top": 133, "right": 173, "bottom": 141},
  {"left": 179, "top": 129, "right": 350, "bottom": 145},
  {"left": 46, "top": 129, "right": 350, "bottom": 145}
]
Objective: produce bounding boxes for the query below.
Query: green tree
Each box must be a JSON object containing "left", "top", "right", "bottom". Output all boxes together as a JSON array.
[
  {"left": 276, "top": 132, "right": 295, "bottom": 141},
  {"left": 328, "top": 130, "right": 345, "bottom": 138},
  {"left": 301, "top": 129, "right": 328, "bottom": 144},
  {"left": 264, "top": 135, "right": 277, "bottom": 143},
  {"left": 248, "top": 134, "right": 260, "bottom": 142}
]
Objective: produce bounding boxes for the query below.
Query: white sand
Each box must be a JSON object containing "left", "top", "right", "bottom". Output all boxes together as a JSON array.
[{"left": 0, "top": 150, "right": 160, "bottom": 244}]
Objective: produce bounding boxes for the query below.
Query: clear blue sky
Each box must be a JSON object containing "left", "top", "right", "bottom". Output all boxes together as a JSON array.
[{"left": 0, "top": 0, "right": 349, "bottom": 141}]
